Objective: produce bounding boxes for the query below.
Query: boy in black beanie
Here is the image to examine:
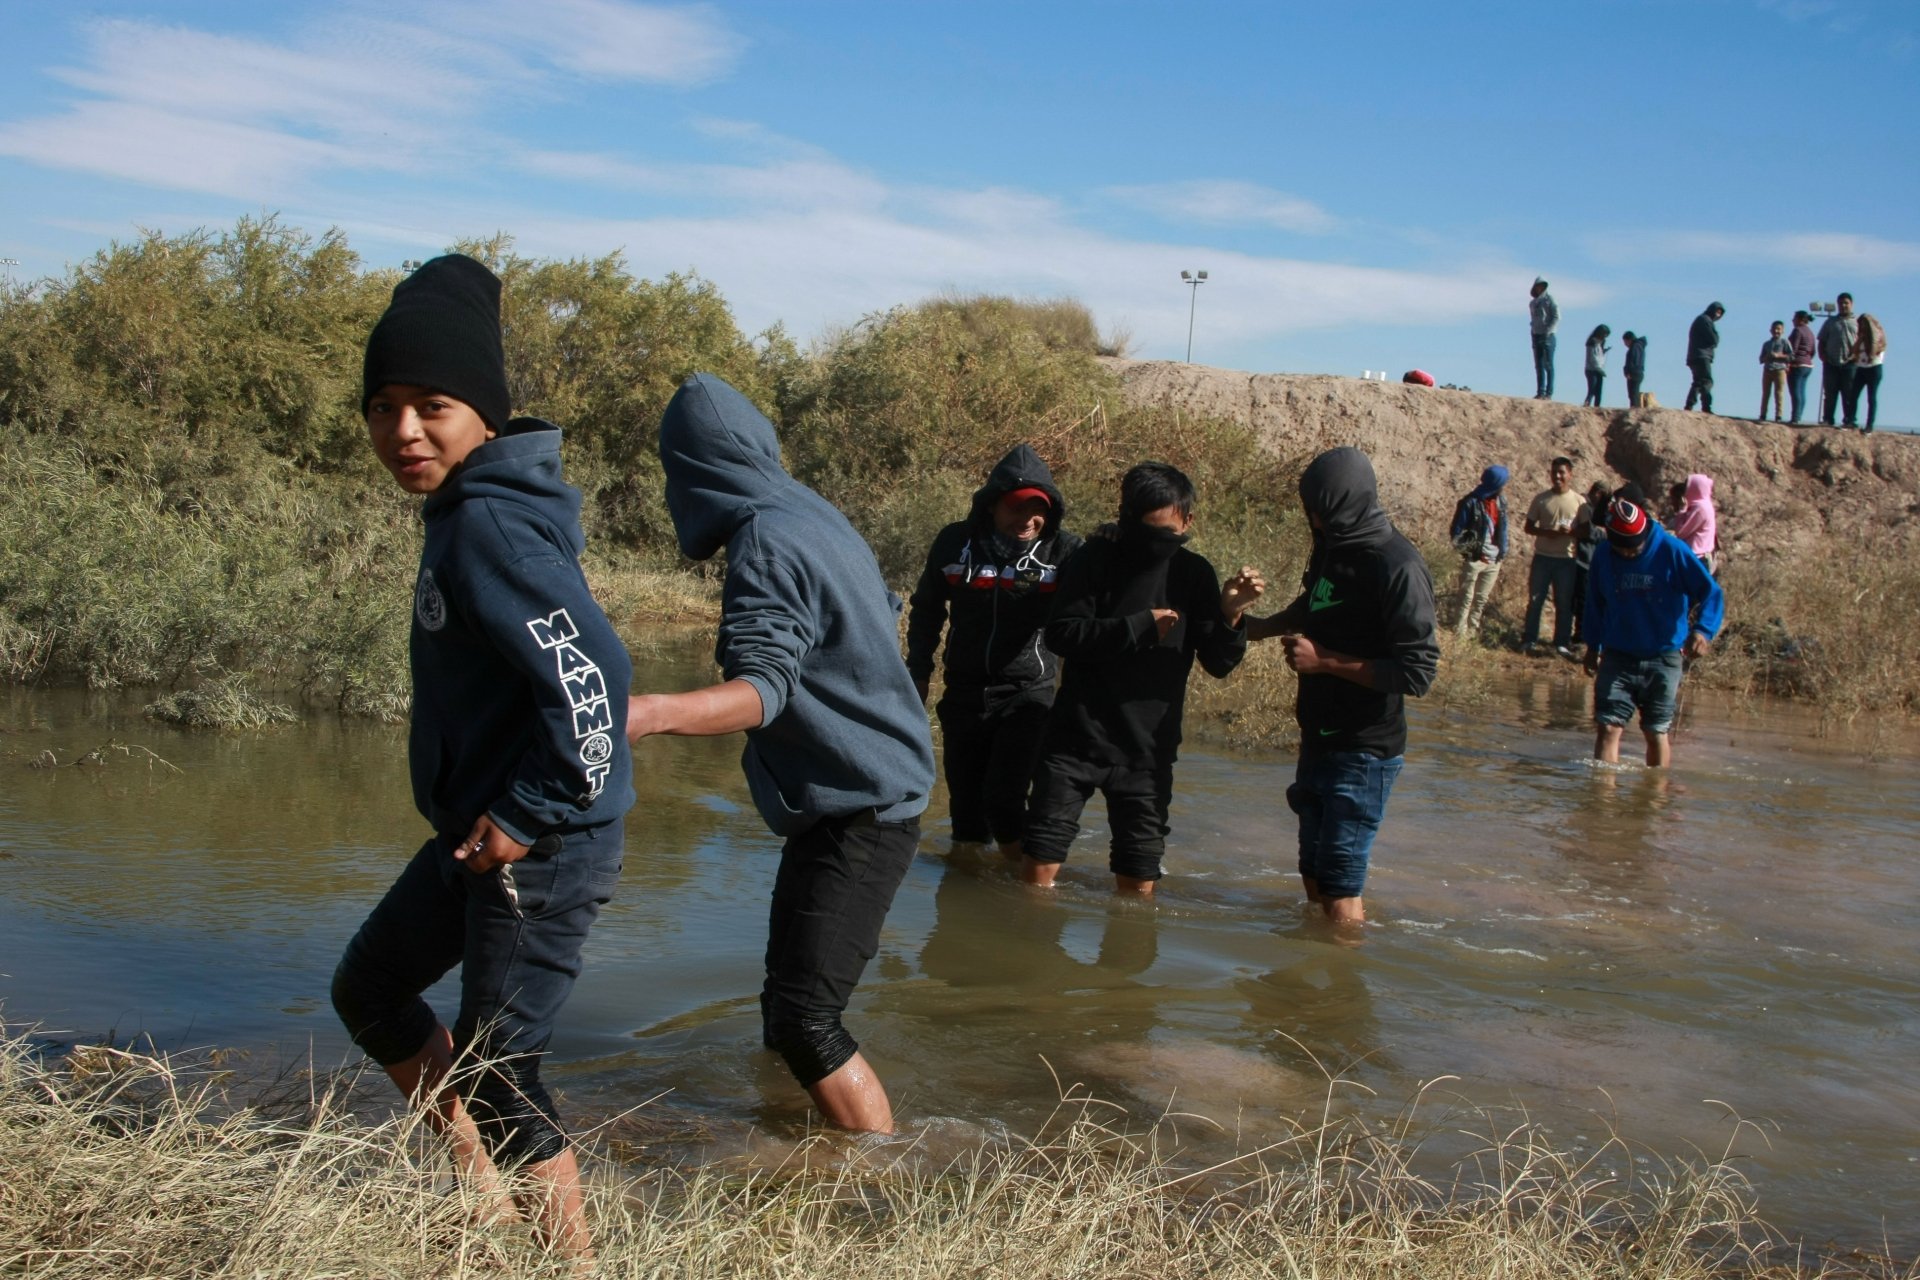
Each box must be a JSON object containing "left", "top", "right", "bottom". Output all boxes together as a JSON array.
[{"left": 330, "top": 254, "right": 634, "bottom": 1258}]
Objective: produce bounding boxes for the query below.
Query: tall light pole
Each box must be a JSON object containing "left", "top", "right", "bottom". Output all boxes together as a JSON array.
[
  {"left": 1180, "top": 269, "right": 1208, "bottom": 362},
  {"left": 0, "top": 258, "right": 18, "bottom": 289}
]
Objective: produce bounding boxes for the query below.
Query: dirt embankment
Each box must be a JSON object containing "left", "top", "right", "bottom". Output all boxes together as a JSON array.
[{"left": 1103, "top": 358, "right": 1920, "bottom": 562}]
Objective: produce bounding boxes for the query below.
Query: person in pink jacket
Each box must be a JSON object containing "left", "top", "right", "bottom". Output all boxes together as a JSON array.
[{"left": 1673, "top": 474, "right": 1718, "bottom": 575}]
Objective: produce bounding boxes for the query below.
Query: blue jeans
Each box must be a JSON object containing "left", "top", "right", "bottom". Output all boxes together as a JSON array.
[
  {"left": 1848, "top": 364, "right": 1882, "bottom": 430},
  {"left": 1532, "top": 333, "right": 1557, "bottom": 397},
  {"left": 1287, "top": 752, "right": 1404, "bottom": 900},
  {"left": 1524, "top": 554, "right": 1579, "bottom": 648},
  {"left": 331, "top": 822, "right": 624, "bottom": 1164},
  {"left": 1788, "top": 366, "right": 1812, "bottom": 423},
  {"left": 1584, "top": 370, "right": 1604, "bottom": 406},
  {"left": 1594, "top": 651, "right": 1684, "bottom": 734}
]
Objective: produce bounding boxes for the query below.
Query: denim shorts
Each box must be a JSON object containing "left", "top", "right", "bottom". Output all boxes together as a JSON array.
[
  {"left": 1286, "top": 751, "right": 1404, "bottom": 901},
  {"left": 1594, "top": 651, "right": 1683, "bottom": 734}
]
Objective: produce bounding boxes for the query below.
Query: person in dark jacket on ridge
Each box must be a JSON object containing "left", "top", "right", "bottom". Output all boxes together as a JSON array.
[
  {"left": 627, "top": 374, "right": 935, "bottom": 1136},
  {"left": 906, "top": 445, "right": 1083, "bottom": 861},
  {"left": 1245, "top": 447, "right": 1438, "bottom": 926},
  {"left": 329, "top": 255, "right": 635, "bottom": 1259},
  {"left": 1022, "top": 462, "right": 1265, "bottom": 895},
  {"left": 1621, "top": 331, "right": 1648, "bottom": 408},
  {"left": 1684, "top": 302, "right": 1724, "bottom": 413}
]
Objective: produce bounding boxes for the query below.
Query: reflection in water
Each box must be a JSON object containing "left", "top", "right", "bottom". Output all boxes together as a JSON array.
[{"left": 3, "top": 668, "right": 1920, "bottom": 1255}]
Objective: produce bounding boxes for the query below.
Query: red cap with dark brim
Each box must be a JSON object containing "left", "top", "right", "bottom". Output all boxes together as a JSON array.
[{"left": 1001, "top": 486, "right": 1052, "bottom": 508}]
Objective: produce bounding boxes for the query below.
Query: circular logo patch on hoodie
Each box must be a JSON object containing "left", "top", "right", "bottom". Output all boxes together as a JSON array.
[{"left": 414, "top": 567, "right": 447, "bottom": 632}]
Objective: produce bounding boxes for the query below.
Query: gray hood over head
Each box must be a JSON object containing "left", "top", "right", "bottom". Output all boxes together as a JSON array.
[
  {"left": 1299, "top": 446, "right": 1395, "bottom": 552},
  {"left": 659, "top": 374, "right": 793, "bottom": 561}
]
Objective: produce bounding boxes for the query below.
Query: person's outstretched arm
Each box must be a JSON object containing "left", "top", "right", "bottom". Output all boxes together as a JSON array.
[{"left": 627, "top": 679, "right": 764, "bottom": 741}]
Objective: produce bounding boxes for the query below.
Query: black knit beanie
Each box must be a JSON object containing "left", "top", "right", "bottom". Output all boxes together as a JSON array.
[{"left": 361, "top": 254, "right": 511, "bottom": 432}]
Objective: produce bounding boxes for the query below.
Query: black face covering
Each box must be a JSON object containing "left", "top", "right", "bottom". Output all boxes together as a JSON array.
[
  {"left": 1118, "top": 520, "right": 1190, "bottom": 565},
  {"left": 986, "top": 530, "right": 1036, "bottom": 563}
]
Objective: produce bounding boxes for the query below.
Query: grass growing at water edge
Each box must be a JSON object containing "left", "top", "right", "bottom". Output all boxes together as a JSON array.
[{"left": 4, "top": 1028, "right": 1910, "bottom": 1279}]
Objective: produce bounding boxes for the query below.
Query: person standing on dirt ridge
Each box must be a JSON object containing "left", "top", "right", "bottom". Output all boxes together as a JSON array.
[
  {"left": 1529, "top": 277, "right": 1559, "bottom": 400},
  {"left": 1817, "top": 293, "right": 1858, "bottom": 427},
  {"left": 1684, "top": 302, "right": 1724, "bottom": 414}
]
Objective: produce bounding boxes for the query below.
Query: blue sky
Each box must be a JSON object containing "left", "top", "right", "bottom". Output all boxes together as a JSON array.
[{"left": 3, "top": 1, "right": 1916, "bottom": 426}]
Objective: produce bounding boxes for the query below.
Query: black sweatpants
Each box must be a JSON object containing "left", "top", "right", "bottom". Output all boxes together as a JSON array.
[
  {"left": 1023, "top": 751, "right": 1174, "bottom": 881},
  {"left": 761, "top": 810, "right": 919, "bottom": 1085},
  {"left": 936, "top": 690, "right": 1050, "bottom": 845}
]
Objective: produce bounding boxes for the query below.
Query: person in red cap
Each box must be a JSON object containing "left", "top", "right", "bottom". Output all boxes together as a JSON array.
[
  {"left": 1581, "top": 484, "right": 1725, "bottom": 767},
  {"left": 906, "top": 446, "right": 1082, "bottom": 863}
]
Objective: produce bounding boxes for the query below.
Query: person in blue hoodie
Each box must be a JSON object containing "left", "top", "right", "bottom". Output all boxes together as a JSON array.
[
  {"left": 1582, "top": 484, "right": 1725, "bottom": 768},
  {"left": 628, "top": 374, "right": 935, "bottom": 1135},
  {"left": 906, "top": 445, "right": 1082, "bottom": 860},
  {"left": 330, "top": 255, "right": 634, "bottom": 1258},
  {"left": 1447, "top": 464, "right": 1508, "bottom": 640}
]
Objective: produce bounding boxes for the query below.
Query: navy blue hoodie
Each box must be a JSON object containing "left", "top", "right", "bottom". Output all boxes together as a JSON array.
[
  {"left": 904, "top": 444, "right": 1083, "bottom": 707},
  {"left": 410, "top": 419, "right": 634, "bottom": 843},
  {"left": 658, "top": 374, "right": 935, "bottom": 836}
]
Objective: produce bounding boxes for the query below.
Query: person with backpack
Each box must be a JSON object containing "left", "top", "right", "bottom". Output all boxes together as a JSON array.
[
  {"left": 1848, "top": 314, "right": 1886, "bottom": 433},
  {"left": 1448, "top": 465, "right": 1508, "bottom": 641}
]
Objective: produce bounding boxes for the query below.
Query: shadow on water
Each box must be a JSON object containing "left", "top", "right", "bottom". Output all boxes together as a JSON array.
[{"left": 2, "top": 657, "right": 1918, "bottom": 1254}]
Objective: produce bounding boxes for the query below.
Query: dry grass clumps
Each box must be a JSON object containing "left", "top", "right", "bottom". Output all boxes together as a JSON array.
[
  {"left": 4, "top": 1030, "right": 1906, "bottom": 1279},
  {"left": 144, "top": 677, "right": 300, "bottom": 730}
]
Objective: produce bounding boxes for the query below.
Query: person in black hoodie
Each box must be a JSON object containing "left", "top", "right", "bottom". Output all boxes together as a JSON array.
[
  {"left": 906, "top": 445, "right": 1082, "bottom": 861},
  {"left": 1022, "top": 462, "right": 1265, "bottom": 895},
  {"left": 1621, "top": 331, "right": 1648, "bottom": 408},
  {"left": 1684, "top": 302, "right": 1724, "bottom": 413},
  {"left": 1245, "top": 447, "right": 1437, "bottom": 926},
  {"left": 330, "top": 255, "right": 634, "bottom": 1258}
]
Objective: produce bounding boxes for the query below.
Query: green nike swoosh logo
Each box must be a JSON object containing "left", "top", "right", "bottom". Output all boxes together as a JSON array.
[
  {"left": 1318, "top": 728, "right": 1340, "bottom": 736},
  {"left": 1308, "top": 596, "right": 1341, "bottom": 612}
]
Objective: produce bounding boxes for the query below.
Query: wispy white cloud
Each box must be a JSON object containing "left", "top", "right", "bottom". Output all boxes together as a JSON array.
[
  {"left": 443, "top": 0, "right": 742, "bottom": 84},
  {"left": 1585, "top": 230, "right": 1920, "bottom": 276},
  {"left": 0, "top": 4, "right": 741, "bottom": 197},
  {"left": 1103, "top": 180, "right": 1340, "bottom": 234}
]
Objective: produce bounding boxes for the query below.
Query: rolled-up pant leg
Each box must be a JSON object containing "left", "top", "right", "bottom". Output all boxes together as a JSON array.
[{"left": 762, "top": 812, "right": 919, "bottom": 1086}]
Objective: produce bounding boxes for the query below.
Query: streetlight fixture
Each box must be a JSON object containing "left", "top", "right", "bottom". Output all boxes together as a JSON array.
[
  {"left": 401, "top": 259, "right": 424, "bottom": 273},
  {"left": 1180, "top": 269, "right": 1208, "bottom": 362},
  {"left": 0, "top": 258, "right": 18, "bottom": 287}
]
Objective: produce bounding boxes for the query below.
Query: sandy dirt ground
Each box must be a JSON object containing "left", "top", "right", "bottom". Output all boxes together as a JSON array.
[{"left": 1103, "top": 358, "right": 1919, "bottom": 562}]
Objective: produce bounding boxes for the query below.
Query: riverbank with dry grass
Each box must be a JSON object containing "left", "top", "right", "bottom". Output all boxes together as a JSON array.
[
  {"left": 5, "top": 221, "right": 1915, "bottom": 730},
  {"left": 4, "top": 1029, "right": 1911, "bottom": 1279}
]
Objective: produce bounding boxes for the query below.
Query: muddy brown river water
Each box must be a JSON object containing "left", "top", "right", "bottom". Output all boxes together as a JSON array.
[{"left": 3, "top": 658, "right": 1916, "bottom": 1254}]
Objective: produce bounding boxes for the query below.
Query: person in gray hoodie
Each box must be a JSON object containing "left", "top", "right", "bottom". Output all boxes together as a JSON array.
[
  {"left": 628, "top": 373, "right": 935, "bottom": 1134},
  {"left": 1528, "top": 277, "right": 1559, "bottom": 399}
]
